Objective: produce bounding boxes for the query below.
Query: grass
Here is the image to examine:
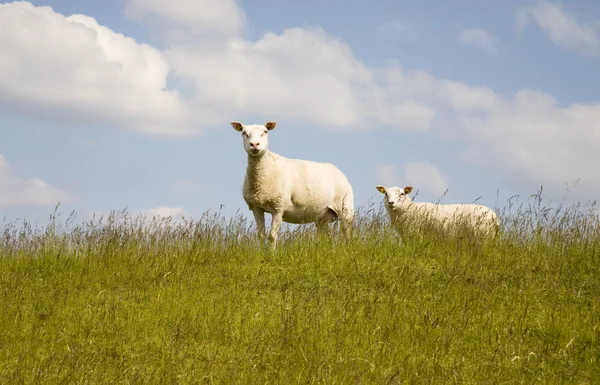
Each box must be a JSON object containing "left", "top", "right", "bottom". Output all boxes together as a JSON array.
[{"left": 0, "top": 193, "right": 599, "bottom": 384}]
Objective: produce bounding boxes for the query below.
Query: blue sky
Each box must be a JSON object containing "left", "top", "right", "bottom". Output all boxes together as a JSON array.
[{"left": 1, "top": 0, "right": 599, "bottom": 225}]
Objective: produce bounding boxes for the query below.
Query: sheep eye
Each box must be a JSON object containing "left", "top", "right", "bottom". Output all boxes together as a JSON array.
[
  {"left": 242, "top": 132, "right": 249, "bottom": 137},
  {"left": 262, "top": 130, "right": 267, "bottom": 135}
]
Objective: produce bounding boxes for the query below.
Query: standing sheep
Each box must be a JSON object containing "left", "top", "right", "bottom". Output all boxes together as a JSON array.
[
  {"left": 375, "top": 185, "right": 499, "bottom": 239},
  {"left": 231, "top": 121, "right": 354, "bottom": 249}
]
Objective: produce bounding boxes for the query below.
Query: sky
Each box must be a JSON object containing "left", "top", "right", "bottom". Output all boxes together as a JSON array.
[{"left": 1, "top": 0, "right": 599, "bottom": 226}]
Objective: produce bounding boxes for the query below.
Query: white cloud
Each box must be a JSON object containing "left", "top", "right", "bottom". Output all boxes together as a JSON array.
[
  {"left": 375, "top": 164, "right": 398, "bottom": 188},
  {"left": 374, "top": 162, "right": 448, "bottom": 200},
  {"left": 372, "top": 67, "right": 600, "bottom": 201},
  {"left": 0, "top": 2, "right": 191, "bottom": 136},
  {"left": 167, "top": 27, "right": 436, "bottom": 131},
  {"left": 516, "top": 0, "right": 600, "bottom": 57},
  {"left": 90, "top": 206, "right": 191, "bottom": 223},
  {"left": 458, "top": 88, "right": 600, "bottom": 196},
  {"left": 515, "top": 8, "right": 531, "bottom": 36},
  {"left": 376, "top": 20, "right": 418, "bottom": 43},
  {"left": 404, "top": 162, "right": 448, "bottom": 198},
  {"left": 125, "top": 0, "right": 246, "bottom": 44},
  {"left": 2, "top": 1, "right": 600, "bottom": 204},
  {"left": 139, "top": 206, "right": 190, "bottom": 219},
  {"left": 167, "top": 27, "right": 371, "bottom": 129},
  {"left": 0, "top": 154, "right": 72, "bottom": 207},
  {"left": 0, "top": 1, "right": 437, "bottom": 135},
  {"left": 459, "top": 28, "right": 499, "bottom": 56}
]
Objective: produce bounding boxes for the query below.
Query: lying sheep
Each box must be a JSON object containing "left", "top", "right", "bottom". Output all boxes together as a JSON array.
[
  {"left": 375, "top": 185, "right": 499, "bottom": 239},
  {"left": 231, "top": 121, "right": 354, "bottom": 249}
]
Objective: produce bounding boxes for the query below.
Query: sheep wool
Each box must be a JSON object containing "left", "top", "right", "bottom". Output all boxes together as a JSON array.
[
  {"left": 232, "top": 121, "right": 354, "bottom": 248},
  {"left": 375, "top": 185, "right": 499, "bottom": 239}
]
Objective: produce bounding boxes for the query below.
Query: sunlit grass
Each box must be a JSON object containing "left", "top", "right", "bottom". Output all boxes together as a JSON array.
[{"left": 0, "top": 191, "right": 599, "bottom": 383}]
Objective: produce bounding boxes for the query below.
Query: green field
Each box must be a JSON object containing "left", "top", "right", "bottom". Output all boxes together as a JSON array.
[{"left": 1, "top": 197, "right": 599, "bottom": 384}]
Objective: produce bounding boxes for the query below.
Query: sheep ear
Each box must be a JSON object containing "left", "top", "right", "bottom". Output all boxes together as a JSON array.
[
  {"left": 375, "top": 185, "right": 386, "bottom": 194},
  {"left": 404, "top": 186, "right": 413, "bottom": 194},
  {"left": 231, "top": 121, "right": 243, "bottom": 131},
  {"left": 265, "top": 121, "right": 277, "bottom": 130}
]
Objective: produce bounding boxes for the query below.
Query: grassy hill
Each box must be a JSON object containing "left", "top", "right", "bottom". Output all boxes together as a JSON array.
[{"left": 0, "top": 199, "right": 598, "bottom": 384}]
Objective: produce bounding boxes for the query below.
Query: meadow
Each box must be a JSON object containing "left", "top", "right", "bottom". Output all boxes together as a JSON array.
[{"left": 0, "top": 192, "right": 598, "bottom": 384}]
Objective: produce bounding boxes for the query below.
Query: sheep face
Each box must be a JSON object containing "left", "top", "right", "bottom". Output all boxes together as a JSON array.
[
  {"left": 231, "top": 121, "right": 277, "bottom": 157},
  {"left": 375, "top": 185, "right": 414, "bottom": 209}
]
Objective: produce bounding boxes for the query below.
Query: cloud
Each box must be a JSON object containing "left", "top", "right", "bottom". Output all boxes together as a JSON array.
[
  {"left": 167, "top": 27, "right": 436, "bottom": 131},
  {"left": 0, "top": 154, "right": 72, "bottom": 207},
  {"left": 125, "top": 0, "right": 431, "bottom": 131},
  {"left": 125, "top": 0, "right": 246, "bottom": 44},
  {"left": 404, "top": 162, "right": 448, "bottom": 198},
  {"left": 139, "top": 206, "right": 191, "bottom": 219},
  {"left": 372, "top": 68, "right": 600, "bottom": 201},
  {"left": 376, "top": 20, "right": 418, "bottom": 42},
  {"left": 516, "top": 0, "right": 600, "bottom": 57},
  {"left": 459, "top": 28, "right": 499, "bottom": 56},
  {"left": 375, "top": 162, "right": 448, "bottom": 199},
  {"left": 515, "top": 8, "right": 531, "bottom": 36},
  {"left": 3, "top": 1, "right": 600, "bottom": 204},
  {"left": 415, "top": 74, "right": 600, "bottom": 199},
  {"left": 0, "top": 1, "right": 436, "bottom": 135},
  {"left": 90, "top": 206, "right": 191, "bottom": 223},
  {"left": 375, "top": 164, "right": 398, "bottom": 188},
  {"left": 457, "top": 88, "right": 600, "bottom": 197},
  {"left": 0, "top": 2, "right": 191, "bottom": 136}
]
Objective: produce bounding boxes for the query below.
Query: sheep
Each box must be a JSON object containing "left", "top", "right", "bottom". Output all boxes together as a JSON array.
[
  {"left": 375, "top": 185, "right": 499, "bottom": 239},
  {"left": 231, "top": 121, "right": 354, "bottom": 249}
]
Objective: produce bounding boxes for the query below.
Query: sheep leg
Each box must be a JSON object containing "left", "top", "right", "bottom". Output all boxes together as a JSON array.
[
  {"left": 251, "top": 208, "right": 266, "bottom": 242},
  {"left": 395, "top": 230, "right": 404, "bottom": 246},
  {"left": 268, "top": 211, "right": 284, "bottom": 249},
  {"left": 392, "top": 223, "right": 404, "bottom": 246},
  {"left": 316, "top": 221, "right": 330, "bottom": 237},
  {"left": 340, "top": 214, "right": 354, "bottom": 240},
  {"left": 335, "top": 206, "right": 352, "bottom": 241}
]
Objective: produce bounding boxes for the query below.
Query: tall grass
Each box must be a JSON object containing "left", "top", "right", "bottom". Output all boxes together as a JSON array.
[{"left": 0, "top": 193, "right": 599, "bottom": 384}]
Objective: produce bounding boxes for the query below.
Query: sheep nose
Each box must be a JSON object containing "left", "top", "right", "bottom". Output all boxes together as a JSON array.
[{"left": 250, "top": 142, "right": 260, "bottom": 148}]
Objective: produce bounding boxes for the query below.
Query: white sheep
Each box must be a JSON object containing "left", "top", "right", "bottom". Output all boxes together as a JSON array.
[
  {"left": 231, "top": 121, "right": 354, "bottom": 248},
  {"left": 375, "top": 185, "right": 499, "bottom": 239}
]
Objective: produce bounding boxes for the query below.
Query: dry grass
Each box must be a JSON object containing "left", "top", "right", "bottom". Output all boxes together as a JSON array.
[{"left": 0, "top": 190, "right": 599, "bottom": 384}]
